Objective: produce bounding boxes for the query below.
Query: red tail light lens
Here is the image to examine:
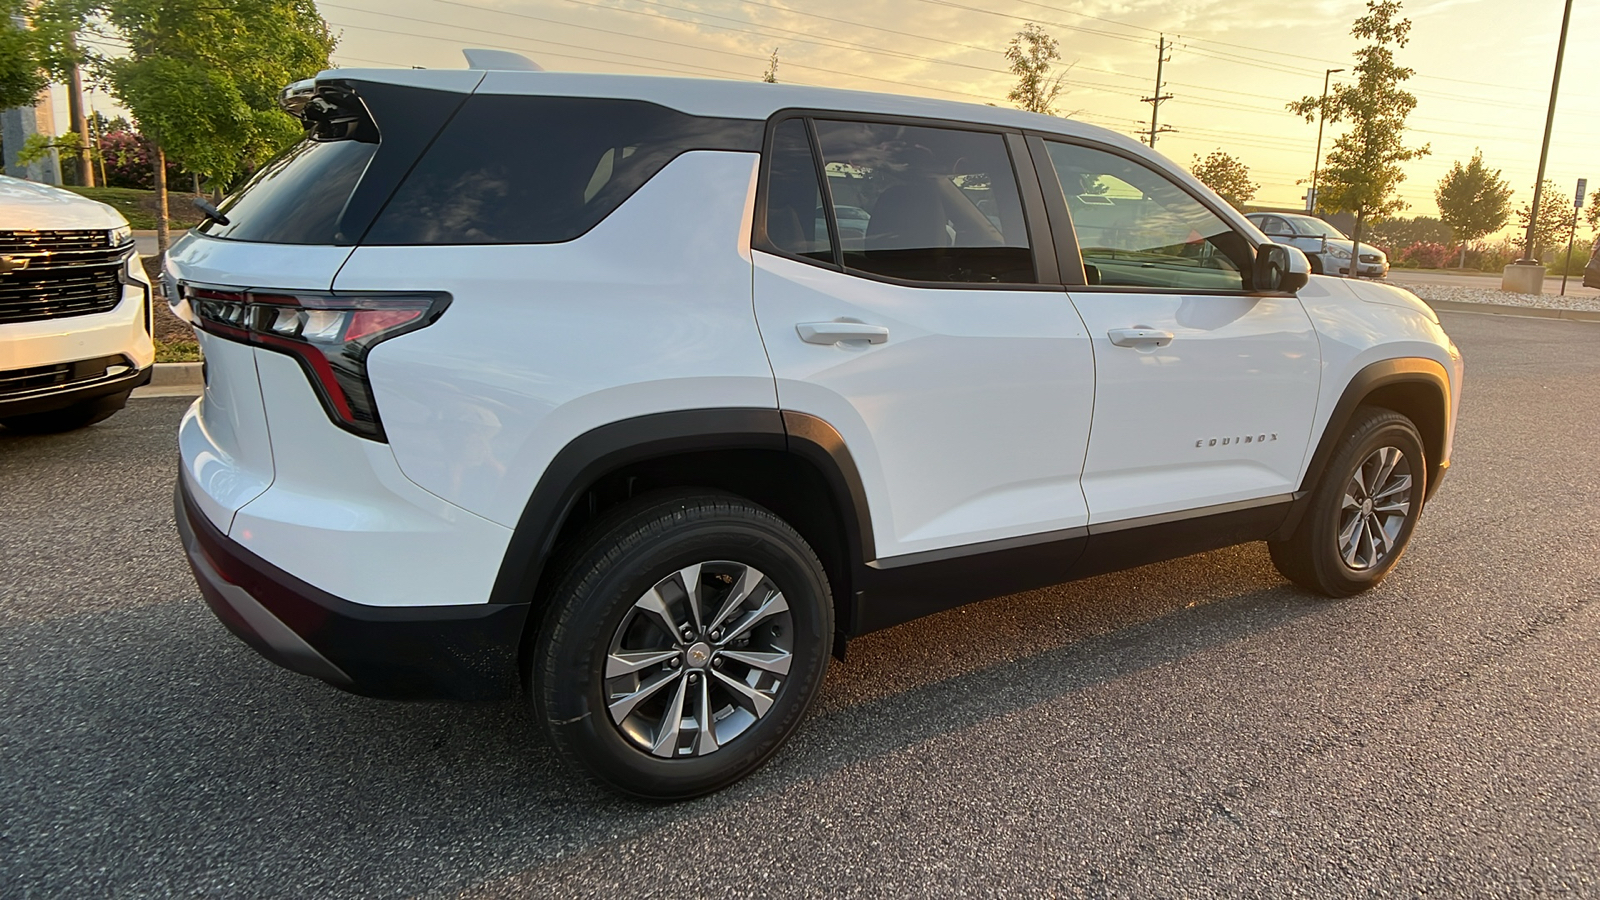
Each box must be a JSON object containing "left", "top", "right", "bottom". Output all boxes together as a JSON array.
[{"left": 186, "top": 286, "right": 450, "bottom": 441}]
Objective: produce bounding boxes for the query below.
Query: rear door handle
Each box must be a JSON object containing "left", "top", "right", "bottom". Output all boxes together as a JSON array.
[
  {"left": 797, "top": 322, "right": 890, "bottom": 345},
  {"left": 1108, "top": 327, "right": 1174, "bottom": 348}
]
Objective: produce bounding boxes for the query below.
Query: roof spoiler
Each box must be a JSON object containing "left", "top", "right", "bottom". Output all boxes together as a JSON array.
[{"left": 462, "top": 49, "right": 543, "bottom": 71}]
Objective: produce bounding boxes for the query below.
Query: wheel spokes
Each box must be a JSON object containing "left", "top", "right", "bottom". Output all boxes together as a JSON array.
[
  {"left": 712, "top": 668, "right": 775, "bottom": 718},
  {"left": 606, "top": 649, "right": 679, "bottom": 678},
  {"left": 677, "top": 563, "right": 704, "bottom": 631},
  {"left": 718, "top": 648, "right": 793, "bottom": 676},
  {"left": 707, "top": 564, "right": 767, "bottom": 633},
  {"left": 719, "top": 592, "right": 790, "bottom": 645},
  {"left": 632, "top": 587, "right": 681, "bottom": 643},
  {"left": 649, "top": 675, "right": 691, "bottom": 758},
  {"left": 694, "top": 676, "right": 719, "bottom": 755},
  {"left": 608, "top": 668, "right": 680, "bottom": 721}
]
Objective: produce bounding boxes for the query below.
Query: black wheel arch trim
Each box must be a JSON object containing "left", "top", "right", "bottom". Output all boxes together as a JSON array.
[
  {"left": 487, "top": 408, "right": 874, "bottom": 613},
  {"left": 1278, "top": 356, "right": 1452, "bottom": 538}
]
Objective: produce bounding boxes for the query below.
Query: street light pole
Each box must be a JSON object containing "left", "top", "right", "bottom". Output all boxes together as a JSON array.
[
  {"left": 1308, "top": 67, "right": 1343, "bottom": 213},
  {"left": 1520, "top": 0, "right": 1574, "bottom": 263}
]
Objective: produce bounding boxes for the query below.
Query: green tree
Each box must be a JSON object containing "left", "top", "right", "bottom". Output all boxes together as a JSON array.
[
  {"left": 1585, "top": 189, "right": 1599, "bottom": 234},
  {"left": 97, "top": 0, "right": 335, "bottom": 254},
  {"left": 1513, "top": 179, "right": 1575, "bottom": 262},
  {"left": 761, "top": 47, "right": 778, "bottom": 83},
  {"left": 1288, "top": 0, "right": 1429, "bottom": 271},
  {"left": 1434, "top": 150, "right": 1512, "bottom": 266},
  {"left": 1190, "top": 150, "right": 1257, "bottom": 209},
  {"left": 1006, "top": 23, "right": 1065, "bottom": 115},
  {"left": 0, "top": 0, "right": 50, "bottom": 111}
]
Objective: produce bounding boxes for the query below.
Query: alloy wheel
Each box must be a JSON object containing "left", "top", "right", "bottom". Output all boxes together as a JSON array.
[
  {"left": 604, "top": 561, "right": 794, "bottom": 758},
  {"left": 1337, "top": 445, "right": 1413, "bottom": 571}
]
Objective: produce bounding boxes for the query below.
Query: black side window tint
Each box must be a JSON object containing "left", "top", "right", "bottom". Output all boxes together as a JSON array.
[
  {"left": 366, "top": 96, "right": 760, "bottom": 245},
  {"left": 200, "top": 140, "right": 377, "bottom": 244},
  {"left": 1044, "top": 141, "right": 1252, "bottom": 292},
  {"left": 812, "top": 120, "right": 1035, "bottom": 284},
  {"left": 762, "top": 119, "right": 833, "bottom": 263}
]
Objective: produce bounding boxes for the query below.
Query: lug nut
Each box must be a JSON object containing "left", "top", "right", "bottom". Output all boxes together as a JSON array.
[
  {"left": 688, "top": 673, "right": 699, "bottom": 683},
  {"left": 670, "top": 658, "right": 680, "bottom": 668},
  {"left": 710, "top": 629, "right": 722, "bottom": 641},
  {"left": 712, "top": 657, "right": 723, "bottom": 668}
]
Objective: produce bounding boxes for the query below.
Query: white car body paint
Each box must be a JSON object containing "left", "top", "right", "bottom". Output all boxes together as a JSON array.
[
  {"left": 1068, "top": 288, "right": 1322, "bottom": 523},
  {"left": 344, "top": 151, "right": 772, "bottom": 528},
  {"left": 755, "top": 251, "right": 1096, "bottom": 557}
]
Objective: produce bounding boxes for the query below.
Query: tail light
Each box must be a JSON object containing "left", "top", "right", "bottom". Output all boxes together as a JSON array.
[{"left": 185, "top": 285, "right": 449, "bottom": 441}]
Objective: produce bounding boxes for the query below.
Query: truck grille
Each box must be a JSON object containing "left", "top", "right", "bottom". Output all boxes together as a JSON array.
[{"left": 0, "top": 230, "right": 132, "bottom": 325}]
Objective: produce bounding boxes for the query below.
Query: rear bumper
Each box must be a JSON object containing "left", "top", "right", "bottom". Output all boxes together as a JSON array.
[{"left": 176, "top": 476, "right": 528, "bottom": 700}]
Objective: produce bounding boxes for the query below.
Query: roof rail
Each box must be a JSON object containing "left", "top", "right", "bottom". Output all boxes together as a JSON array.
[{"left": 463, "top": 49, "right": 543, "bottom": 71}]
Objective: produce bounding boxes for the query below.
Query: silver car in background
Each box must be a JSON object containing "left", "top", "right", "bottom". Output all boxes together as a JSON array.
[{"left": 1247, "top": 212, "right": 1389, "bottom": 278}]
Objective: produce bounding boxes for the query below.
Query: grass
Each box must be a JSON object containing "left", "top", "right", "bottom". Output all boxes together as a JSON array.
[
  {"left": 154, "top": 339, "right": 202, "bottom": 363},
  {"left": 62, "top": 186, "right": 203, "bottom": 232}
]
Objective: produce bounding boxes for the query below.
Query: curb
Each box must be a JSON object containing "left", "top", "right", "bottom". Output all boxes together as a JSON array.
[
  {"left": 1424, "top": 299, "right": 1600, "bottom": 323},
  {"left": 151, "top": 362, "right": 204, "bottom": 386}
]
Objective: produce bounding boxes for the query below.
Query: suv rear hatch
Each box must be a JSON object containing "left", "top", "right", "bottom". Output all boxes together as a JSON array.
[{"left": 170, "top": 70, "right": 482, "bottom": 530}]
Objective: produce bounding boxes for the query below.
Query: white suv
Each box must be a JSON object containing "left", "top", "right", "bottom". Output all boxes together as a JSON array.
[
  {"left": 170, "top": 61, "right": 1463, "bottom": 800},
  {"left": 1, "top": 176, "right": 153, "bottom": 432}
]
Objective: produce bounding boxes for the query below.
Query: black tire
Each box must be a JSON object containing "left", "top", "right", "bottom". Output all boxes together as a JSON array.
[
  {"left": 1269, "top": 407, "right": 1427, "bottom": 597},
  {"left": 533, "top": 491, "right": 833, "bottom": 800},
  {"left": 0, "top": 390, "right": 131, "bottom": 434}
]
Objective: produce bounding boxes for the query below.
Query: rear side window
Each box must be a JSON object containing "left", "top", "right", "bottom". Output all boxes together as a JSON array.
[
  {"left": 762, "top": 119, "right": 833, "bottom": 263},
  {"left": 201, "top": 140, "right": 377, "bottom": 244},
  {"left": 365, "top": 96, "right": 761, "bottom": 245},
  {"left": 812, "top": 120, "right": 1035, "bottom": 284}
]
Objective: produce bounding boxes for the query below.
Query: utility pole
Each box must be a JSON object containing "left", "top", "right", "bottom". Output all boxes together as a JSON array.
[
  {"left": 66, "top": 33, "right": 95, "bottom": 187},
  {"left": 1308, "top": 67, "right": 1342, "bottom": 213},
  {"left": 1519, "top": 0, "right": 1573, "bottom": 264},
  {"left": 1141, "top": 35, "right": 1174, "bottom": 147}
]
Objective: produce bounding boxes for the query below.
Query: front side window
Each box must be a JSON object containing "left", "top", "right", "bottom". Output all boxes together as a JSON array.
[
  {"left": 811, "top": 120, "right": 1035, "bottom": 284},
  {"left": 1044, "top": 141, "right": 1253, "bottom": 292}
]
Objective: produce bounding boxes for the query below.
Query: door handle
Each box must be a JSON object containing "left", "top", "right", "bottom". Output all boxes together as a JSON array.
[
  {"left": 796, "top": 322, "right": 890, "bottom": 345},
  {"left": 1108, "top": 327, "right": 1174, "bottom": 348}
]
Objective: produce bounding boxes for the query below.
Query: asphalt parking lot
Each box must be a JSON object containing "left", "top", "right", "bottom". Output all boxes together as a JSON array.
[{"left": 3, "top": 310, "right": 1598, "bottom": 899}]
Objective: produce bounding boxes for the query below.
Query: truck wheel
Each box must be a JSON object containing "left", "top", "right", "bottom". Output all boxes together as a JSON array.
[
  {"left": 1269, "top": 407, "right": 1426, "bottom": 597},
  {"left": 533, "top": 491, "right": 833, "bottom": 800},
  {"left": 0, "top": 391, "right": 131, "bottom": 434}
]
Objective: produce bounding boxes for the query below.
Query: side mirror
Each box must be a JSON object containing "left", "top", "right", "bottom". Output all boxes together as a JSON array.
[{"left": 1255, "top": 242, "right": 1311, "bottom": 293}]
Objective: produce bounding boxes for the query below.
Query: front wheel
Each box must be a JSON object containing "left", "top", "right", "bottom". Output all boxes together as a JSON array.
[
  {"left": 1269, "top": 407, "right": 1427, "bottom": 596},
  {"left": 533, "top": 492, "right": 833, "bottom": 800}
]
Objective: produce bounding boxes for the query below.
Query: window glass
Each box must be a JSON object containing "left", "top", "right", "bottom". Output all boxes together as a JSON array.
[
  {"left": 200, "top": 140, "right": 377, "bottom": 244},
  {"left": 812, "top": 120, "right": 1035, "bottom": 284},
  {"left": 1044, "top": 141, "right": 1252, "bottom": 291},
  {"left": 762, "top": 119, "right": 833, "bottom": 263},
  {"left": 366, "top": 96, "right": 760, "bottom": 245},
  {"left": 1255, "top": 215, "right": 1291, "bottom": 236}
]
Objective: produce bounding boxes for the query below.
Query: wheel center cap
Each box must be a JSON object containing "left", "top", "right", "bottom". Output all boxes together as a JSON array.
[
  {"left": 685, "top": 642, "right": 712, "bottom": 669},
  {"left": 1362, "top": 498, "right": 1374, "bottom": 516}
]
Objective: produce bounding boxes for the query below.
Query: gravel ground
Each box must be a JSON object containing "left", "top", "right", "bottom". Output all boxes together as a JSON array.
[{"left": 1394, "top": 281, "right": 1600, "bottom": 312}]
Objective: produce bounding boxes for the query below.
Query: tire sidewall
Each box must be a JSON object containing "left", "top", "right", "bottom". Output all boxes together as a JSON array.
[{"left": 538, "top": 505, "right": 831, "bottom": 799}]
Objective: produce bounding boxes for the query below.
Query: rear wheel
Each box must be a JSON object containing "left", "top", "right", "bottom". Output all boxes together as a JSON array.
[
  {"left": 0, "top": 390, "right": 131, "bottom": 434},
  {"left": 1269, "top": 407, "right": 1426, "bottom": 596},
  {"left": 533, "top": 492, "right": 832, "bottom": 799}
]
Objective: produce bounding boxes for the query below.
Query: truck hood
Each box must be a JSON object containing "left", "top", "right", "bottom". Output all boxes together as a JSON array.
[
  {"left": 1344, "top": 277, "right": 1439, "bottom": 323},
  {"left": 0, "top": 176, "right": 128, "bottom": 231}
]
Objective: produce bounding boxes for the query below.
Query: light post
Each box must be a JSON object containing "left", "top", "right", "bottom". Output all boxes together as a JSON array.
[
  {"left": 1308, "top": 67, "right": 1343, "bottom": 213},
  {"left": 1504, "top": 0, "right": 1574, "bottom": 295}
]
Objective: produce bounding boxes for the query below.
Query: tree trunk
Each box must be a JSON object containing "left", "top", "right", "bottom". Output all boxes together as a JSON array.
[
  {"left": 1459, "top": 242, "right": 1468, "bottom": 269},
  {"left": 1349, "top": 209, "right": 1366, "bottom": 279},
  {"left": 66, "top": 51, "right": 95, "bottom": 187},
  {"left": 154, "top": 143, "right": 170, "bottom": 258}
]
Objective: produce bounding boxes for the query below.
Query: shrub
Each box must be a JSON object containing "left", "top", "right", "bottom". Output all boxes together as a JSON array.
[{"left": 1398, "top": 241, "right": 1453, "bottom": 269}]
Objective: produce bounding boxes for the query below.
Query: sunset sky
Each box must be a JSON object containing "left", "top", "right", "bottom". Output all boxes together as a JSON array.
[{"left": 75, "top": 0, "right": 1600, "bottom": 225}]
